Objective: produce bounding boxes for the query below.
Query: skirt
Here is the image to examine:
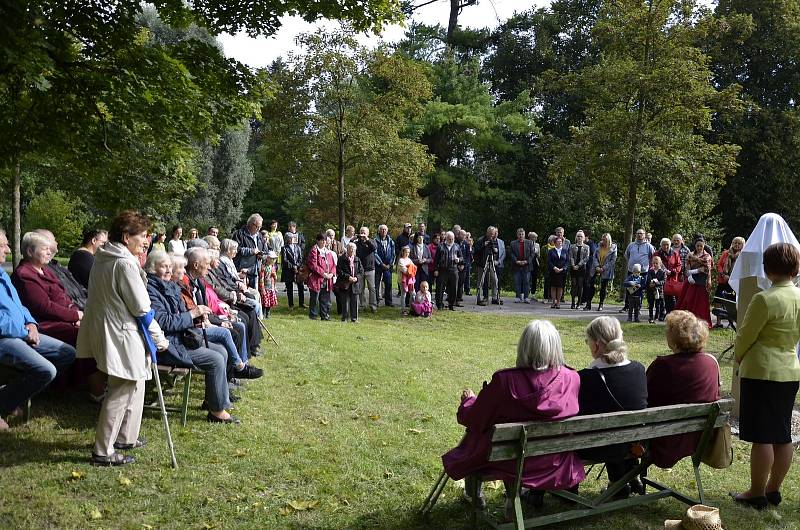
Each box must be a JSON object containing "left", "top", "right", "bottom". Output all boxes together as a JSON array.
[
  {"left": 550, "top": 271, "right": 566, "bottom": 289},
  {"left": 739, "top": 378, "right": 799, "bottom": 444},
  {"left": 675, "top": 282, "right": 711, "bottom": 327}
]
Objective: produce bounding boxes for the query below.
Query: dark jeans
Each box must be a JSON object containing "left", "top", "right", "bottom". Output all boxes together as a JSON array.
[
  {"left": 376, "top": 268, "right": 393, "bottom": 305},
  {"left": 309, "top": 289, "right": 331, "bottom": 319},
  {"left": 340, "top": 290, "right": 359, "bottom": 321},
  {"left": 597, "top": 279, "right": 611, "bottom": 306},
  {"left": 456, "top": 268, "right": 465, "bottom": 302},
  {"left": 285, "top": 280, "right": 305, "bottom": 307},
  {"left": 188, "top": 343, "right": 230, "bottom": 412},
  {"left": 0, "top": 335, "right": 75, "bottom": 415},
  {"left": 627, "top": 294, "right": 642, "bottom": 321},
  {"left": 529, "top": 265, "right": 539, "bottom": 297},
  {"left": 570, "top": 271, "right": 585, "bottom": 303},
  {"left": 647, "top": 294, "right": 665, "bottom": 320},
  {"left": 583, "top": 273, "right": 596, "bottom": 304},
  {"left": 435, "top": 270, "right": 458, "bottom": 309},
  {"left": 462, "top": 265, "right": 471, "bottom": 295}
]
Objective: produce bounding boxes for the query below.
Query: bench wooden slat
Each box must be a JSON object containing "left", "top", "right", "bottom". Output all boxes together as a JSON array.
[
  {"left": 489, "top": 413, "right": 728, "bottom": 461},
  {"left": 491, "top": 399, "right": 734, "bottom": 442}
]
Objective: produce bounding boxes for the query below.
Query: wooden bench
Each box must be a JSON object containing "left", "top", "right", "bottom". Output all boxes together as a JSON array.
[
  {"left": 144, "top": 365, "right": 203, "bottom": 427},
  {"left": 421, "top": 398, "right": 733, "bottom": 529}
]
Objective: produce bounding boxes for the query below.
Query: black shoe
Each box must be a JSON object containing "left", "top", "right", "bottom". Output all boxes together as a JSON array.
[
  {"left": 477, "top": 300, "right": 487, "bottom": 306},
  {"left": 299, "top": 304, "right": 307, "bottom": 309},
  {"left": 321, "top": 316, "right": 331, "bottom": 321},
  {"left": 113, "top": 437, "right": 147, "bottom": 451},
  {"left": 611, "top": 483, "right": 631, "bottom": 500},
  {"left": 234, "top": 364, "right": 263, "bottom": 379},
  {"left": 91, "top": 452, "right": 135, "bottom": 467},
  {"left": 729, "top": 492, "right": 768, "bottom": 510},
  {"left": 386, "top": 303, "right": 395, "bottom": 307},
  {"left": 630, "top": 477, "right": 645, "bottom": 495},
  {"left": 766, "top": 491, "right": 782, "bottom": 506},
  {"left": 521, "top": 489, "right": 545, "bottom": 508},
  {"left": 309, "top": 315, "right": 318, "bottom": 320},
  {"left": 448, "top": 306, "right": 455, "bottom": 311},
  {"left": 491, "top": 299, "right": 499, "bottom": 305},
  {"left": 570, "top": 303, "right": 576, "bottom": 309},
  {"left": 597, "top": 304, "right": 604, "bottom": 311},
  {"left": 206, "top": 412, "right": 240, "bottom": 424},
  {"left": 455, "top": 302, "right": 464, "bottom": 307}
]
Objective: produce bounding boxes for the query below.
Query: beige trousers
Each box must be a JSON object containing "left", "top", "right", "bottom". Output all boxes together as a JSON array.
[{"left": 93, "top": 375, "right": 145, "bottom": 457}]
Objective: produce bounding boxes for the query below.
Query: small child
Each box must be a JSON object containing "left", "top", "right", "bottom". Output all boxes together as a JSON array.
[
  {"left": 624, "top": 263, "right": 644, "bottom": 323},
  {"left": 260, "top": 251, "right": 279, "bottom": 318},
  {"left": 411, "top": 280, "right": 433, "bottom": 318},
  {"left": 646, "top": 256, "right": 667, "bottom": 323},
  {"left": 398, "top": 246, "right": 417, "bottom": 316}
]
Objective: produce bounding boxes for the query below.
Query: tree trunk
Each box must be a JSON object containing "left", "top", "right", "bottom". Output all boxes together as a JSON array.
[
  {"left": 447, "top": 0, "right": 460, "bottom": 43},
  {"left": 338, "top": 138, "right": 346, "bottom": 236},
  {"left": 11, "top": 158, "right": 21, "bottom": 269}
]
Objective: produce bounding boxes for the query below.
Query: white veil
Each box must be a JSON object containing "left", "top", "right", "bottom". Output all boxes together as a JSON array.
[{"left": 728, "top": 213, "right": 800, "bottom": 294}]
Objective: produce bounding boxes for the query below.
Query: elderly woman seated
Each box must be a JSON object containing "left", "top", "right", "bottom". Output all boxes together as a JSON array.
[
  {"left": 169, "top": 253, "right": 261, "bottom": 380},
  {"left": 182, "top": 248, "right": 263, "bottom": 374},
  {"left": 143, "top": 251, "right": 239, "bottom": 424},
  {"left": 187, "top": 246, "right": 262, "bottom": 358},
  {"left": 442, "top": 320, "right": 584, "bottom": 518},
  {"left": 577, "top": 316, "right": 647, "bottom": 498},
  {"left": 646, "top": 310, "right": 720, "bottom": 468},
  {"left": 206, "top": 236, "right": 262, "bottom": 318},
  {"left": 11, "top": 231, "right": 104, "bottom": 400}
]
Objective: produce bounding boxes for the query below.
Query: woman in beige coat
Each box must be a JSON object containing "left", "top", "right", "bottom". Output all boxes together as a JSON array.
[{"left": 77, "top": 211, "right": 168, "bottom": 466}]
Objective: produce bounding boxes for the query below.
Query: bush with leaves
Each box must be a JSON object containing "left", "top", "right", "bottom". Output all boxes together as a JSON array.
[{"left": 22, "top": 190, "right": 89, "bottom": 255}]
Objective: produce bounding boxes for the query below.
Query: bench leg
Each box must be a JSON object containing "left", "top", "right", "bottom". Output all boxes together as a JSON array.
[
  {"left": 512, "top": 493, "right": 525, "bottom": 530},
  {"left": 693, "top": 464, "right": 705, "bottom": 505},
  {"left": 181, "top": 370, "right": 192, "bottom": 428},
  {"left": 23, "top": 399, "right": 31, "bottom": 423},
  {"left": 420, "top": 469, "right": 449, "bottom": 517}
]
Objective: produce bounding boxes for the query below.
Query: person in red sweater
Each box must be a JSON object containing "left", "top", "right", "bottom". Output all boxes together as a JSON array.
[{"left": 646, "top": 310, "right": 720, "bottom": 468}]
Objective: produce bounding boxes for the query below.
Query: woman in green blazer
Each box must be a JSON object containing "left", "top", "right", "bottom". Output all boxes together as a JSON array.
[{"left": 731, "top": 243, "right": 800, "bottom": 510}]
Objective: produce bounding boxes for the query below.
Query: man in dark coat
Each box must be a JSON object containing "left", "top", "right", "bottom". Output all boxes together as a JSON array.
[
  {"left": 232, "top": 214, "right": 268, "bottom": 289},
  {"left": 434, "top": 231, "right": 463, "bottom": 311}
]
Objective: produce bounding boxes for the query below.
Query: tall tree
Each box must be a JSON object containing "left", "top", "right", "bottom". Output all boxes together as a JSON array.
[
  {"left": 252, "top": 29, "right": 434, "bottom": 234},
  {"left": 551, "top": 0, "right": 743, "bottom": 244},
  {"left": 706, "top": 0, "right": 800, "bottom": 238}
]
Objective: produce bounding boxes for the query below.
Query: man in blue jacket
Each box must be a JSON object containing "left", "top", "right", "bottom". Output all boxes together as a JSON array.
[
  {"left": 0, "top": 229, "right": 75, "bottom": 429},
  {"left": 374, "top": 224, "right": 395, "bottom": 307}
]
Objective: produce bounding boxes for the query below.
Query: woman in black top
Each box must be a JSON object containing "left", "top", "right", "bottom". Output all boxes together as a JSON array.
[{"left": 577, "top": 316, "right": 648, "bottom": 498}]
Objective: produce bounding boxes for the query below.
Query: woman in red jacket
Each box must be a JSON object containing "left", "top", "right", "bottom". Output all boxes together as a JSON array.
[
  {"left": 713, "top": 236, "right": 744, "bottom": 328},
  {"left": 306, "top": 233, "right": 336, "bottom": 321},
  {"left": 442, "top": 319, "right": 584, "bottom": 518},
  {"left": 655, "top": 237, "right": 682, "bottom": 316},
  {"left": 12, "top": 231, "right": 105, "bottom": 400}
]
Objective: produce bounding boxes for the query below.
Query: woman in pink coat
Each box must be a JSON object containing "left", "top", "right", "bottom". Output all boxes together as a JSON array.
[{"left": 442, "top": 319, "right": 585, "bottom": 515}]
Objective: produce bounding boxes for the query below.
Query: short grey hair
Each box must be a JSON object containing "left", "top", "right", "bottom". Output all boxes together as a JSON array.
[
  {"left": 660, "top": 237, "right": 671, "bottom": 246},
  {"left": 347, "top": 242, "right": 357, "bottom": 253},
  {"left": 21, "top": 231, "right": 51, "bottom": 258},
  {"left": 185, "top": 247, "right": 209, "bottom": 268},
  {"left": 170, "top": 254, "right": 187, "bottom": 269},
  {"left": 445, "top": 231, "right": 455, "bottom": 240},
  {"left": 186, "top": 238, "right": 208, "bottom": 250},
  {"left": 247, "top": 213, "right": 263, "bottom": 226},
  {"left": 325, "top": 229, "right": 336, "bottom": 238},
  {"left": 378, "top": 224, "right": 388, "bottom": 231},
  {"left": 516, "top": 320, "right": 565, "bottom": 370},
  {"left": 672, "top": 234, "right": 683, "bottom": 242},
  {"left": 144, "top": 250, "right": 171, "bottom": 274},
  {"left": 220, "top": 238, "right": 238, "bottom": 254}
]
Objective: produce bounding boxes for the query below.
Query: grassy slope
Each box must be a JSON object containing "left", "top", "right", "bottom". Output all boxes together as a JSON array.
[{"left": 0, "top": 306, "right": 797, "bottom": 529}]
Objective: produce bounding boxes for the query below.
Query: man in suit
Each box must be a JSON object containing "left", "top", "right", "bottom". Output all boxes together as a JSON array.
[
  {"left": 374, "top": 224, "right": 395, "bottom": 307},
  {"left": 510, "top": 228, "right": 535, "bottom": 303},
  {"left": 433, "top": 231, "right": 463, "bottom": 311}
]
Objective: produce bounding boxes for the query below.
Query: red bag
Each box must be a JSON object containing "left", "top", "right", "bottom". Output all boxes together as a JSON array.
[{"left": 664, "top": 280, "right": 683, "bottom": 298}]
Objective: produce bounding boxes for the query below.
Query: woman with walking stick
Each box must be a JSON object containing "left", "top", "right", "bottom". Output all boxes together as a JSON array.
[{"left": 78, "top": 211, "right": 170, "bottom": 466}]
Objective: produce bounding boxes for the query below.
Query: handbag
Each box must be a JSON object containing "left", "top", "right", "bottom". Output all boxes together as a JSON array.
[
  {"left": 297, "top": 264, "right": 310, "bottom": 283},
  {"left": 180, "top": 327, "right": 203, "bottom": 350},
  {"left": 701, "top": 423, "right": 733, "bottom": 469},
  {"left": 664, "top": 280, "right": 683, "bottom": 297}
]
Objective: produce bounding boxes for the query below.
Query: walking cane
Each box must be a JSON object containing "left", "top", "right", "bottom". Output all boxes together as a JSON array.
[
  {"left": 139, "top": 311, "right": 178, "bottom": 469},
  {"left": 258, "top": 318, "right": 279, "bottom": 347}
]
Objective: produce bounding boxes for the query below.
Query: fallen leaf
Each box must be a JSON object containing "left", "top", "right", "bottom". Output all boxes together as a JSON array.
[
  {"left": 420, "top": 415, "right": 434, "bottom": 422},
  {"left": 118, "top": 476, "right": 132, "bottom": 486},
  {"left": 279, "top": 507, "right": 292, "bottom": 516},
  {"left": 368, "top": 414, "right": 381, "bottom": 421},
  {"left": 141, "top": 525, "right": 153, "bottom": 530},
  {"left": 89, "top": 508, "right": 102, "bottom": 520},
  {"left": 319, "top": 418, "right": 330, "bottom": 426},
  {"left": 234, "top": 448, "right": 249, "bottom": 457},
  {"left": 287, "top": 500, "right": 319, "bottom": 511},
  {"left": 384, "top": 470, "right": 394, "bottom": 479},
  {"left": 407, "top": 428, "right": 423, "bottom": 435},
  {"left": 202, "top": 523, "right": 218, "bottom": 529},
  {"left": 331, "top": 379, "right": 340, "bottom": 385},
  {"left": 70, "top": 470, "right": 86, "bottom": 480},
  {"left": 296, "top": 379, "right": 309, "bottom": 386}
]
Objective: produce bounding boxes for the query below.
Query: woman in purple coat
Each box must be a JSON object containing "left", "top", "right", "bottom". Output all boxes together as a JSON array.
[{"left": 442, "top": 320, "right": 585, "bottom": 516}]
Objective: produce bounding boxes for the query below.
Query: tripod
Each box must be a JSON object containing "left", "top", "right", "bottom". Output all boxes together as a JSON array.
[{"left": 477, "top": 253, "right": 499, "bottom": 304}]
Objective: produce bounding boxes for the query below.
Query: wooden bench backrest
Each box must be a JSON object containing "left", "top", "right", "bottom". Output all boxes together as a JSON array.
[{"left": 488, "top": 398, "right": 733, "bottom": 462}]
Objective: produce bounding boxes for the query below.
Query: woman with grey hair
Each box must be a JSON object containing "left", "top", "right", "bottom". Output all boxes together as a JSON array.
[
  {"left": 442, "top": 320, "right": 584, "bottom": 517},
  {"left": 335, "top": 242, "right": 364, "bottom": 322},
  {"left": 577, "top": 317, "right": 647, "bottom": 498}
]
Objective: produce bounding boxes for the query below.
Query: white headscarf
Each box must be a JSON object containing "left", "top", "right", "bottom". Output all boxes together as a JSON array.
[{"left": 729, "top": 212, "right": 800, "bottom": 294}]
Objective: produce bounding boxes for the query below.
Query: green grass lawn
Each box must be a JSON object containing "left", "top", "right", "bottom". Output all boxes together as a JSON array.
[{"left": 0, "top": 306, "right": 797, "bottom": 529}]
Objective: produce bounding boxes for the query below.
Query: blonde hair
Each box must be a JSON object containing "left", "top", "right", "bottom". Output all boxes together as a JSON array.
[
  {"left": 731, "top": 236, "right": 745, "bottom": 247},
  {"left": 585, "top": 317, "right": 628, "bottom": 364},
  {"left": 516, "top": 320, "right": 565, "bottom": 370},
  {"left": 665, "top": 310, "right": 708, "bottom": 353}
]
